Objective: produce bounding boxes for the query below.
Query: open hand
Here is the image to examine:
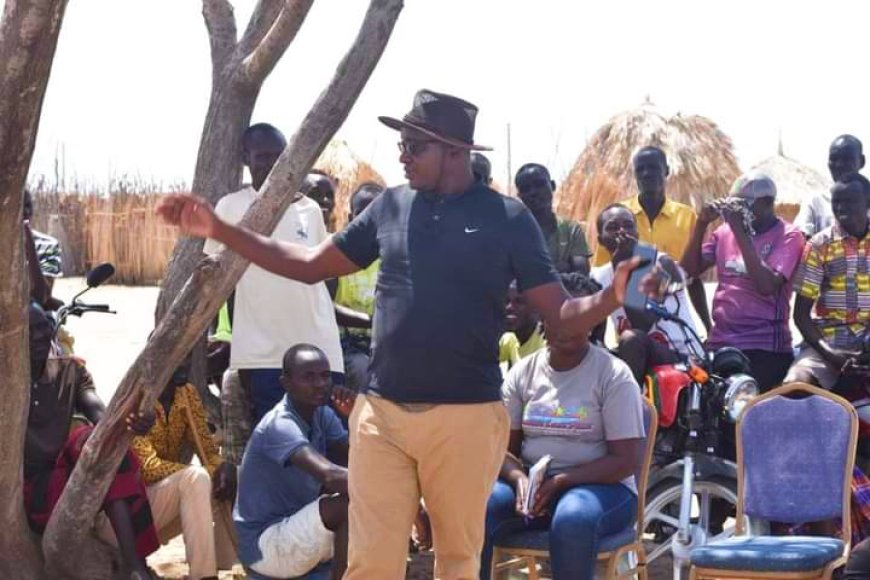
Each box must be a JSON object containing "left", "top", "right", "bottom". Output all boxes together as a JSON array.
[{"left": 156, "top": 193, "right": 218, "bottom": 239}]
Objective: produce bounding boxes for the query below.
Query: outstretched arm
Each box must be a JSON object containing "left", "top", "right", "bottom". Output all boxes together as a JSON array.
[
  {"left": 525, "top": 256, "right": 645, "bottom": 340},
  {"left": 157, "top": 193, "right": 360, "bottom": 284}
]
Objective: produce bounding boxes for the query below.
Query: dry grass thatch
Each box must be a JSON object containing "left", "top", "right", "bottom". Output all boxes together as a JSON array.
[
  {"left": 555, "top": 102, "right": 741, "bottom": 256},
  {"left": 314, "top": 139, "right": 385, "bottom": 231},
  {"left": 749, "top": 151, "right": 830, "bottom": 223}
]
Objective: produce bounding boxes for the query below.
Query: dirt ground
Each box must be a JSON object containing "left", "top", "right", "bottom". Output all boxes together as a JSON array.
[{"left": 54, "top": 277, "right": 680, "bottom": 579}]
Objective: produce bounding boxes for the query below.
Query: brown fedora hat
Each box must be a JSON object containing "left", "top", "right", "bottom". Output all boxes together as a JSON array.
[{"left": 379, "top": 89, "right": 492, "bottom": 151}]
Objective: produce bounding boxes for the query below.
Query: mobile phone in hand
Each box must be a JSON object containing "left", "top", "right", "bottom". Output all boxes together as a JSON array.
[{"left": 624, "top": 242, "right": 658, "bottom": 317}]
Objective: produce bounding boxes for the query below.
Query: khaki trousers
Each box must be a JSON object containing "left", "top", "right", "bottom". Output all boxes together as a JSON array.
[
  {"left": 147, "top": 466, "right": 237, "bottom": 579},
  {"left": 344, "top": 394, "right": 509, "bottom": 580}
]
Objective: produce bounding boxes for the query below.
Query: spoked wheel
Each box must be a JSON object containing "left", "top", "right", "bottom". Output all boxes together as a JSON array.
[{"left": 643, "top": 477, "right": 740, "bottom": 579}]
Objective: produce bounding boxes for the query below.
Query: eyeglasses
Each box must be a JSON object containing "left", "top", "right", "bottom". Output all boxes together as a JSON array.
[{"left": 397, "top": 139, "right": 435, "bottom": 156}]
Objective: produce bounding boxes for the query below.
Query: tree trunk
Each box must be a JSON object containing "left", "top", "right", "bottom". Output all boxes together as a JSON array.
[
  {"left": 156, "top": 0, "right": 316, "bottom": 321},
  {"left": 155, "top": 84, "right": 259, "bottom": 318},
  {"left": 155, "top": 0, "right": 313, "bottom": 415},
  {"left": 0, "top": 1, "right": 70, "bottom": 578},
  {"left": 155, "top": 85, "right": 259, "bottom": 418},
  {"left": 42, "top": 0, "right": 404, "bottom": 575}
]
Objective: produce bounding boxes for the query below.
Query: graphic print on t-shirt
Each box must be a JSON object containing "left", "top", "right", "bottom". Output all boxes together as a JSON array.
[
  {"left": 522, "top": 400, "right": 593, "bottom": 435},
  {"left": 724, "top": 242, "right": 773, "bottom": 277}
]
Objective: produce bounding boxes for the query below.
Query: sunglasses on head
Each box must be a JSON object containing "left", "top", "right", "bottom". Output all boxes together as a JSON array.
[{"left": 398, "top": 139, "right": 436, "bottom": 156}]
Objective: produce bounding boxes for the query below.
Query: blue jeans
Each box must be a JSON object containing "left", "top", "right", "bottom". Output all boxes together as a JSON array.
[
  {"left": 480, "top": 479, "right": 637, "bottom": 580},
  {"left": 244, "top": 369, "right": 345, "bottom": 424}
]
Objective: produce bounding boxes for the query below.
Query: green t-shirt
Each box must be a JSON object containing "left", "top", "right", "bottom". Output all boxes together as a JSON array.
[
  {"left": 335, "top": 260, "right": 380, "bottom": 338},
  {"left": 547, "top": 218, "right": 590, "bottom": 273}
]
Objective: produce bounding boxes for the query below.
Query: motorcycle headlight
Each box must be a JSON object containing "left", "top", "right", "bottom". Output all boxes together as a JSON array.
[{"left": 723, "top": 374, "right": 759, "bottom": 422}]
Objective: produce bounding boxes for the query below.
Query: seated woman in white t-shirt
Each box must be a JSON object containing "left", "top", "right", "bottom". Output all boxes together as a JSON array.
[
  {"left": 480, "top": 273, "right": 646, "bottom": 580},
  {"left": 591, "top": 203, "right": 700, "bottom": 386}
]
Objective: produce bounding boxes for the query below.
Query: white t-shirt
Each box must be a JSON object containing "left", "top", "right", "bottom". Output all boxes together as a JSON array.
[
  {"left": 591, "top": 257, "right": 698, "bottom": 357},
  {"left": 502, "top": 346, "right": 645, "bottom": 493},
  {"left": 203, "top": 187, "right": 343, "bottom": 372},
  {"left": 793, "top": 189, "right": 833, "bottom": 238}
]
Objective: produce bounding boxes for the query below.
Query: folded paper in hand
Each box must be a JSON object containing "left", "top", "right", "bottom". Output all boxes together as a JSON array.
[{"left": 524, "top": 454, "right": 552, "bottom": 516}]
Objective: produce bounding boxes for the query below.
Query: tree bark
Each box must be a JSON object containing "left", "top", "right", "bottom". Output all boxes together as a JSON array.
[
  {"left": 0, "top": 1, "right": 69, "bottom": 578},
  {"left": 155, "top": 0, "right": 313, "bottom": 320},
  {"left": 42, "top": 0, "right": 404, "bottom": 575},
  {"left": 154, "top": 1, "right": 314, "bottom": 413}
]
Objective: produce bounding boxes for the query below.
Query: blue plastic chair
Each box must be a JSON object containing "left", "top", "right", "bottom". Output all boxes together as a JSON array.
[
  {"left": 689, "top": 382, "right": 858, "bottom": 580},
  {"left": 490, "top": 399, "right": 658, "bottom": 579}
]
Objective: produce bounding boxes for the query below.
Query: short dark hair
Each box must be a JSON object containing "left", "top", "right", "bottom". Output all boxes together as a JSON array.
[
  {"left": 559, "top": 272, "right": 602, "bottom": 297},
  {"left": 833, "top": 134, "right": 864, "bottom": 156},
  {"left": 281, "top": 343, "right": 326, "bottom": 375},
  {"left": 350, "top": 181, "right": 384, "bottom": 203},
  {"left": 242, "top": 123, "right": 286, "bottom": 153},
  {"left": 595, "top": 202, "right": 634, "bottom": 233},
  {"left": 633, "top": 146, "right": 667, "bottom": 166},
  {"left": 514, "top": 163, "right": 551, "bottom": 185},
  {"left": 833, "top": 172, "right": 870, "bottom": 197},
  {"left": 471, "top": 153, "right": 492, "bottom": 182}
]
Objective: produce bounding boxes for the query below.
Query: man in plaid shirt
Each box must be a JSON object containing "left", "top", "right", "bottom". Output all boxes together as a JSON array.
[{"left": 786, "top": 173, "right": 870, "bottom": 388}]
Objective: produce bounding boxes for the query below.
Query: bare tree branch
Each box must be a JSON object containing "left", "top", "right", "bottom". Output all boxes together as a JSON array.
[
  {"left": 201, "top": 0, "right": 237, "bottom": 83},
  {"left": 43, "top": 0, "right": 405, "bottom": 572},
  {"left": 236, "top": 0, "right": 283, "bottom": 58},
  {"left": 240, "top": 0, "right": 313, "bottom": 87}
]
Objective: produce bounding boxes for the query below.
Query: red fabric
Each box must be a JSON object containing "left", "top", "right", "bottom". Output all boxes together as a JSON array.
[{"left": 23, "top": 425, "right": 159, "bottom": 559}]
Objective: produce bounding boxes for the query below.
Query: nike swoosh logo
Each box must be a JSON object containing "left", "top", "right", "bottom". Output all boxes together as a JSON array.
[{"left": 465, "top": 227, "right": 480, "bottom": 233}]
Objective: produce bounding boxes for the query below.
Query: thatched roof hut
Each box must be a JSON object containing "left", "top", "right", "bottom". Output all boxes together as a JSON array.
[
  {"left": 555, "top": 102, "right": 741, "bottom": 256},
  {"left": 749, "top": 147, "right": 830, "bottom": 224},
  {"left": 314, "top": 139, "right": 385, "bottom": 231}
]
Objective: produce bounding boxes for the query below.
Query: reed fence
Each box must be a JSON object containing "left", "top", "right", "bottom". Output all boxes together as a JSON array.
[{"left": 31, "top": 190, "right": 179, "bottom": 285}]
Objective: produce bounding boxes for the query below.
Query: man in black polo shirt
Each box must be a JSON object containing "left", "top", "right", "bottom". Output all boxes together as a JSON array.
[{"left": 157, "top": 89, "right": 643, "bottom": 579}]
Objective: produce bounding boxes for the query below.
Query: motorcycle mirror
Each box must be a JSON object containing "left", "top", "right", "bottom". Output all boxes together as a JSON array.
[{"left": 86, "top": 263, "right": 115, "bottom": 288}]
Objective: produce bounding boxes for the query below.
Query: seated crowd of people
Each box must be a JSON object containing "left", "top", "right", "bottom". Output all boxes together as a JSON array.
[{"left": 20, "top": 94, "right": 870, "bottom": 580}]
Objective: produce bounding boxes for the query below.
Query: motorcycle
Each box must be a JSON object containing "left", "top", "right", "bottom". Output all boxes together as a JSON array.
[
  {"left": 54, "top": 262, "right": 117, "bottom": 353},
  {"left": 58, "top": 263, "right": 116, "bottom": 432},
  {"left": 639, "top": 297, "right": 762, "bottom": 577}
]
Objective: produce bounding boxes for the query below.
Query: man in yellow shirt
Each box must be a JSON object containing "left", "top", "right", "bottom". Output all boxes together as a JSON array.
[
  {"left": 132, "top": 366, "right": 237, "bottom": 580},
  {"left": 592, "top": 146, "right": 712, "bottom": 331}
]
